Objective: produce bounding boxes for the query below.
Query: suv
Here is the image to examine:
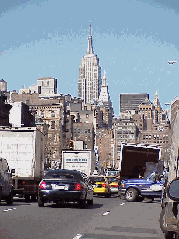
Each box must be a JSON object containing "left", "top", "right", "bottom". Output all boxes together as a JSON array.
[
  {"left": 0, "top": 158, "right": 14, "bottom": 205},
  {"left": 119, "top": 171, "right": 164, "bottom": 202}
]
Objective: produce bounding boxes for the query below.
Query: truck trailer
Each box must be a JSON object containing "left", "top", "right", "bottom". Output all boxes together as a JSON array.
[
  {"left": 61, "top": 150, "right": 95, "bottom": 176},
  {"left": 119, "top": 143, "right": 163, "bottom": 179},
  {"left": 0, "top": 127, "right": 45, "bottom": 201}
]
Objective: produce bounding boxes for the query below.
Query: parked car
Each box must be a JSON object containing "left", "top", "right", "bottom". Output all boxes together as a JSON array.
[
  {"left": 93, "top": 176, "right": 111, "bottom": 197},
  {"left": 38, "top": 169, "right": 93, "bottom": 208},
  {"left": 119, "top": 171, "right": 164, "bottom": 202},
  {"left": 106, "top": 176, "right": 119, "bottom": 194},
  {"left": 0, "top": 158, "right": 14, "bottom": 205}
]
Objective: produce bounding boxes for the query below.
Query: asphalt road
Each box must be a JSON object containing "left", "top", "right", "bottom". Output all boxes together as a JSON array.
[{"left": 0, "top": 195, "right": 165, "bottom": 239}]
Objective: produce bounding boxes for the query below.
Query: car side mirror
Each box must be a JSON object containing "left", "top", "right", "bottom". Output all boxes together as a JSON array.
[
  {"left": 167, "top": 178, "right": 179, "bottom": 201},
  {"left": 153, "top": 176, "right": 157, "bottom": 183}
]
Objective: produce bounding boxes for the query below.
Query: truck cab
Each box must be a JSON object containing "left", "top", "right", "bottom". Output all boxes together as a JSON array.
[{"left": 120, "top": 171, "right": 164, "bottom": 202}]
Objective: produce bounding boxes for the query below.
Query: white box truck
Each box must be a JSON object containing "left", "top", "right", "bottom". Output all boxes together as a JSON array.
[
  {"left": 61, "top": 150, "right": 95, "bottom": 176},
  {"left": 0, "top": 127, "right": 45, "bottom": 201}
]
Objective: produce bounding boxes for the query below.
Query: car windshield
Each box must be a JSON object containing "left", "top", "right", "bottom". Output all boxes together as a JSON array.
[
  {"left": 146, "top": 172, "right": 157, "bottom": 181},
  {"left": 44, "top": 170, "right": 82, "bottom": 180}
]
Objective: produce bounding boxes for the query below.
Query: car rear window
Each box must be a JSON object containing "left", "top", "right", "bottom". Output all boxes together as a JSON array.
[
  {"left": 44, "top": 170, "right": 82, "bottom": 180},
  {"left": 106, "top": 177, "right": 118, "bottom": 183},
  {"left": 95, "top": 177, "right": 105, "bottom": 182}
]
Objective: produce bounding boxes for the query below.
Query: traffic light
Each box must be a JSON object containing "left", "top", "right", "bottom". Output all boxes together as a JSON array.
[{"left": 70, "top": 140, "right": 73, "bottom": 149}]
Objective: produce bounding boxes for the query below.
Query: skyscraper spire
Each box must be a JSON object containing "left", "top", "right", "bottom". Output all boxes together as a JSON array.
[
  {"left": 102, "top": 70, "right": 107, "bottom": 86},
  {"left": 87, "top": 21, "right": 94, "bottom": 54},
  {"left": 89, "top": 21, "right": 91, "bottom": 36}
]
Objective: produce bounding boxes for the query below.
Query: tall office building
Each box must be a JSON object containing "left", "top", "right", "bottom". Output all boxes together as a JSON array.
[
  {"left": 120, "top": 93, "right": 149, "bottom": 114},
  {"left": 78, "top": 22, "right": 101, "bottom": 104}
]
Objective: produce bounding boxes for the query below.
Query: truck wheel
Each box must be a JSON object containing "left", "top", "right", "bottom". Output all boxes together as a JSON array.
[
  {"left": 31, "top": 195, "right": 37, "bottom": 202},
  {"left": 125, "top": 188, "right": 138, "bottom": 202},
  {"left": 24, "top": 194, "right": 30, "bottom": 202},
  {"left": 38, "top": 197, "right": 44, "bottom": 207},
  {"left": 164, "top": 231, "right": 175, "bottom": 239},
  {"left": 6, "top": 191, "right": 13, "bottom": 205}
]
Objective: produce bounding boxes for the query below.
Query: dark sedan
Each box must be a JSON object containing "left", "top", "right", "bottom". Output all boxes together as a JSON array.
[{"left": 38, "top": 169, "right": 93, "bottom": 208}]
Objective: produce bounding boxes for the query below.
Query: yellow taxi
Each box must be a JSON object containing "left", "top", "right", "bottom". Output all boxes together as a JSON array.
[
  {"left": 92, "top": 176, "right": 111, "bottom": 197},
  {"left": 106, "top": 176, "right": 119, "bottom": 194}
]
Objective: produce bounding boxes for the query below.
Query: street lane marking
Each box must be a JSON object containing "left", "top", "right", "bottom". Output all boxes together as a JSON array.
[
  {"left": 120, "top": 203, "right": 125, "bottom": 205},
  {"left": 3, "top": 208, "right": 16, "bottom": 212},
  {"left": 73, "top": 234, "right": 82, "bottom": 239},
  {"left": 103, "top": 211, "right": 110, "bottom": 216}
]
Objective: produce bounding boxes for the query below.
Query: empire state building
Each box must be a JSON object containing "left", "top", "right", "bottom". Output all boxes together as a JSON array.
[{"left": 78, "top": 23, "right": 101, "bottom": 104}]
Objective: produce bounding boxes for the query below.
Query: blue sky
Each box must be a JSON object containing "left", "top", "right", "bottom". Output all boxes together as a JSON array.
[{"left": 1, "top": 0, "right": 179, "bottom": 115}]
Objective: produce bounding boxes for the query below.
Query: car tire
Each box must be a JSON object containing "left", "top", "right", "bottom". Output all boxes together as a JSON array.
[
  {"left": 88, "top": 198, "right": 93, "bottom": 206},
  {"left": 38, "top": 197, "right": 44, "bottom": 207},
  {"left": 6, "top": 191, "right": 13, "bottom": 205},
  {"left": 79, "top": 199, "right": 86, "bottom": 209},
  {"left": 125, "top": 188, "right": 138, "bottom": 202}
]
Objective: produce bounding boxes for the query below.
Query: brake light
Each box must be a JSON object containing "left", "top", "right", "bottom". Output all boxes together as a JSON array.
[
  {"left": 110, "top": 184, "right": 118, "bottom": 188},
  {"left": 102, "top": 183, "right": 106, "bottom": 188},
  {"left": 39, "top": 181, "right": 47, "bottom": 189},
  {"left": 75, "top": 183, "right": 82, "bottom": 190}
]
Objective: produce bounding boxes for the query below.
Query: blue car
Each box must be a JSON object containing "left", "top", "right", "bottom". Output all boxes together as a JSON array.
[{"left": 119, "top": 171, "right": 164, "bottom": 202}]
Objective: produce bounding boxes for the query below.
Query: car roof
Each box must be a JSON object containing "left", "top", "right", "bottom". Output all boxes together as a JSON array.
[{"left": 48, "top": 169, "right": 80, "bottom": 173}]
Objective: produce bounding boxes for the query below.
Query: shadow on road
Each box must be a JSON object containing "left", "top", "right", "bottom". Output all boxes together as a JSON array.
[{"left": 45, "top": 202, "right": 104, "bottom": 209}]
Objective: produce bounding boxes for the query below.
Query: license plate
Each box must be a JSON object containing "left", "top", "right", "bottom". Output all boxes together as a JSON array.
[{"left": 51, "top": 184, "right": 69, "bottom": 190}]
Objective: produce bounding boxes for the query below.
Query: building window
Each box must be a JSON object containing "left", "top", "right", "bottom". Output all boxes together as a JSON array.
[
  {"left": 51, "top": 121, "right": 55, "bottom": 129},
  {"left": 47, "top": 81, "right": 49, "bottom": 86},
  {"left": 51, "top": 111, "right": 55, "bottom": 117}
]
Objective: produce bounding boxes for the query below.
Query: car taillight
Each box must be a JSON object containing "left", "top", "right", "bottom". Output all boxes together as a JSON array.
[
  {"left": 102, "top": 183, "right": 106, "bottom": 188},
  {"left": 75, "top": 183, "right": 82, "bottom": 190},
  {"left": 111, "top": 184, "right": 118, "bottom": 188},
  {"left": 39, "top": 181, "right": 47, "bottom": 189}
]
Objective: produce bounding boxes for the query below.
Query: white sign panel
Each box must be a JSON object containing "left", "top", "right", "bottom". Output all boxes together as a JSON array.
[{"left": 62, "top": 151, "right": 91, "bottom": 175}]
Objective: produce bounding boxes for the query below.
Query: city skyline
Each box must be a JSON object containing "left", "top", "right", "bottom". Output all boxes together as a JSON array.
[{"left": 1, "top": 0, "right": 179, "bottom": 115}]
